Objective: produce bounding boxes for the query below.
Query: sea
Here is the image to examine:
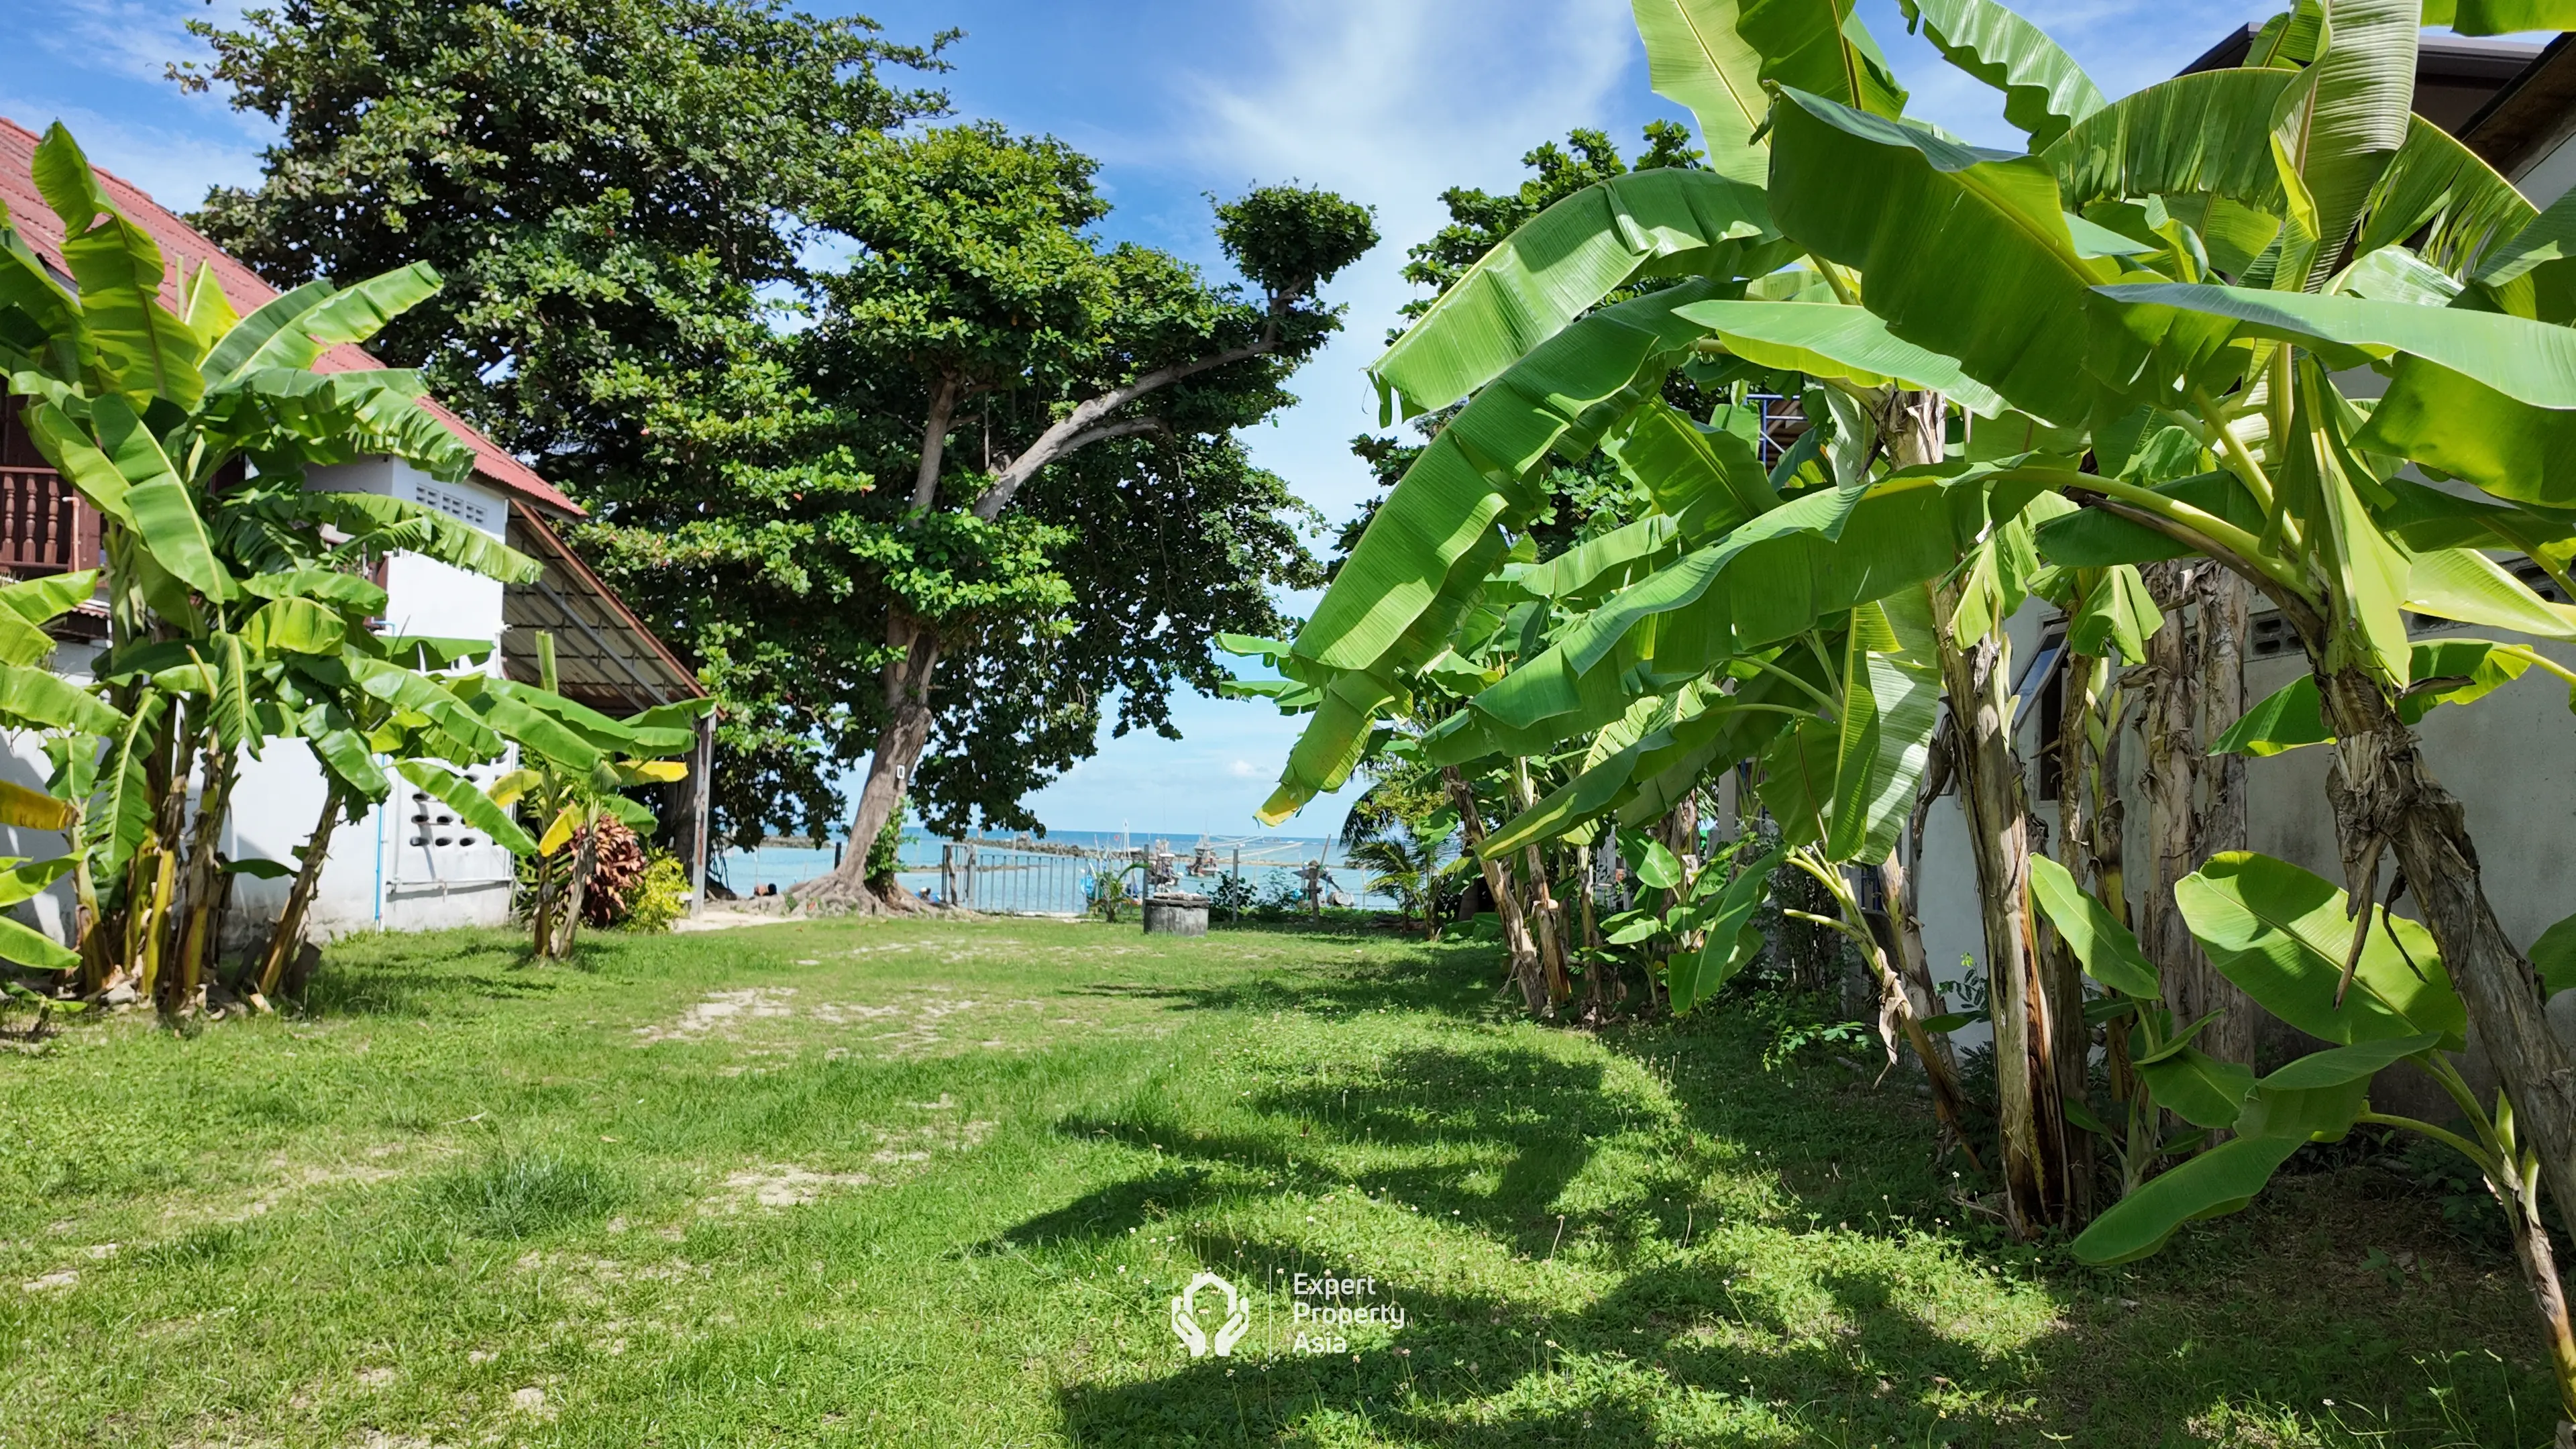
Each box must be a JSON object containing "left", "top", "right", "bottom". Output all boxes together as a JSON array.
[{"left": 711, "top": 827, "right": 1397, "bottom": 914}]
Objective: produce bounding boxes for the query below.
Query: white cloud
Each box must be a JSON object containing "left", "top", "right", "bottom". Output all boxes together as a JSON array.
[
  {"left": 46, "top": 0, "right": 255, "bottom": 87},
  {"left": 1162, "top": 0, "right": 1640, "bottom": 533}
]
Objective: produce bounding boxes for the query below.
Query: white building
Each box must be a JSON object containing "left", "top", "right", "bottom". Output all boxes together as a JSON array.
[{"left": 0, "top": 118, "right": 711, "bottom": 951}]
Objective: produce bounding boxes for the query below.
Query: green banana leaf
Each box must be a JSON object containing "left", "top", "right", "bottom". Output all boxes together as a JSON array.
[
  {"left": 1825, "top": 593, "right": 1941, "bottom": 862},
  {"left": 1371, "top": 168, "right": 1773, "bottom": 420},
  {"left": 2350, "top": 116, "right": 2533, "bottom": 275},
  {"left": 1673, "top": 299, "right": 2008, "bottom": 415},
  {"left": 2424, "top": 0, "right": 2576, "bottom": 33},
  {"left": 0, "top": 912, "right": 75, "bottom": 973},
  {"left": 2070, "top": 1133, "right": 2304, "bottom": 1265},
  {"left": 2096, "top": 283, "right": 2576, "bottom": 409},
  {"left": 87, "top": 694, "right": 164, "bottom": 879},
  {"left": 299, "top": 492, "right": 541, "bottom": 584},
  {"left": 2134, "top": 1046, "right": 2256, "bottom": 1129},
  {"left": 1668, "top": 847, "right": 1780, "bottom": 1012},
  {"left": 223, "top": 368, "right": 476, "bottom": 484},
  {"left": 1898, "top": 0, "right": 2104, "bottom": 150},
  {"left": 242, "top": 597, "right": 352, "bottom": 657},
  {"left": 240, "top": 568, "right": 390, "bottom": 616},
  {"left": 396, "top": 761, "right": 537, "bottom": 855},
  {"left": 1476, "top": 467, "right": 2002, "bottom": 731},
  {"left": 1296, "top": 281, "right": 1723, "bottom": 674},
  {"left": 1737, "top": 0, "right": 1907, "bottom": 119},
  {"left": 1769, "top": 88, "right": 2111, "bottom": 427},
  {"left": 32, "top": 125, "right": 204, "bottom": 409},
  {"left": 2175, "top": 850, "right": 2465, "bottom": 1050},
  {"left": 201, "top": 262, "right": 440, "bottom": 390},
  {"left": 1633, "top": 0, "right": 1774, "bottom": 184},
  {"left": 0, "top": 661, "right": 123, "bottom": 735},
  {"left": 2061, "top": 562, "right": 2162, "bottom": 660},
  {"left": 2273, "top": 0, "right": 2417, "bottom": 291},
  {"left": 2027, "top": 853, "right": 2161, "bottom": 998},
  {"left": 2045, "top": 68, "right": 2298, "bottom": 226},
  {"left": 1603, "top": 401, "right": 1779, "bottom": 543}
]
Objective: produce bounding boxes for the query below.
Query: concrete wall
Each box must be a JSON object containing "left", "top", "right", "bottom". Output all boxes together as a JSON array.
[{"left": 1906, "top": 596, "right": 2576, "bottom": 1056}]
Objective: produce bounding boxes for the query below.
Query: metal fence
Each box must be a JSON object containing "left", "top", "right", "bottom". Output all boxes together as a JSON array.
[{"left": 903, "top": 837, "right": 1393, "bottom": 916}]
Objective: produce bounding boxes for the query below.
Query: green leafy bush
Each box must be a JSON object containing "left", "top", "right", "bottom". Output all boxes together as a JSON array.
[{"left": 623, "top": 852, "right": 691, "bottom": 933}]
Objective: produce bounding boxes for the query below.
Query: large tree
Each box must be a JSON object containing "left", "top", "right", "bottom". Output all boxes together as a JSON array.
[
  {"left": 785, "top": 123, "right": 1374, "bottom": 902},
  {"left": 182, "top": 2, "right": 1372, "bottom": 875},
  {"left": 182, "top": 0, "right": 945, "bottom": 843}
]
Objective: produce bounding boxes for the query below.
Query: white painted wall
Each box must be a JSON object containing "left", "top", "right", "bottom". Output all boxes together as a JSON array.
[{"left": 219, "top": 457, "right": 521, "bottom": 940}]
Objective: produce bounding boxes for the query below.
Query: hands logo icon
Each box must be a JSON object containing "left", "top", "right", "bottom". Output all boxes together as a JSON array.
[{"left": 1170, "top": 1271, "right": 1250, "bottom": 1358}]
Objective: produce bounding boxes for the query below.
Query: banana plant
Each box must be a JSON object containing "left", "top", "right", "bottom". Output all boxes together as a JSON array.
[
  {"left": 246, "top": 629, "right": 519, "bottom": 1001},
  {"left": 488, "top": 632, "right": 705, "bottom": 958},
  {"left": 0, "top": 121, "right": 551, "bottom": 1013},
  {"left": 1280, "top": 0, "right": 2576, "bottom": 1240},
  {"left": 2044, "top": 848, "right": 2576, "bottom": 1426}
]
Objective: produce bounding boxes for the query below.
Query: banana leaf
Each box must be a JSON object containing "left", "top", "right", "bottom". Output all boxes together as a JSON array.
[
  {"left": 2176, "top": 850, "right": 2465, "bottom": 1051},
  {"left": 397, "top": 760, "right": 537, "bottom": 855},
  {"left": 1769, "top": 88, "right": 2112, "bottom": 427},
  {"left": 1633, "top": 0, "right": 1774, "bottom": 184},
  {"left": 1371, "top": 168, "right": 1774, "bottom": 420},
  {"left": 202, "top": 263, "right": 440, "bottom": 389},
  {"left": 1297, "top": 280, "right": 1724, "bottom": 673},
  {"left": 1673, "top": 299, "right": 2008, "bottom": 415},
  {"left": 1898, "top": 0, "right": 2104, "bottom": 150},
  {"left": 298, "top": 492, "right": 540, "bottom": 584}
]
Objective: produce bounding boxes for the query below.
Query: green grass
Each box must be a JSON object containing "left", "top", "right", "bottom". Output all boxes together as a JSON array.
[{"left": 0, "top": 914, "right": 2556, "bottom": 1446}]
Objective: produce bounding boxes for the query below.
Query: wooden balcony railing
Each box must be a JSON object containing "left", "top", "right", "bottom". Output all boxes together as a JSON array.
[{"left": 0, "top": 467, "right": 100, "bottom": 576}]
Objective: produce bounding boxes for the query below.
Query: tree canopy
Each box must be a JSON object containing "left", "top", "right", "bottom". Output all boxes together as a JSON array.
[{"left": 182, "top": 0, "right": 1373, "bottom": 850}]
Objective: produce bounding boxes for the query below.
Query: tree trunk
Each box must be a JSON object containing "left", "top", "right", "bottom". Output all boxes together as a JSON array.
[
  {"left": 256, "top": 787, "right": 343, "bottom": 998},
  {"left": 163, "top": 743, "right": 235, "bottom": 1018},
  {"left": 2053, "top": 646, "right": 2100, "bottom": 1218},
  {"left": 1930, "top": 576, "right": 2070, "bottom": 1236},
  {"left": 800, "top": 610, "right": 942, "bottom": 910},
  {"left": 553, "top": 818, "right": 598, "bottom": 958},
  {"left": 2193, "top": 566, "right": 2259, "bottom": 1069},
  {"left": 1446, "top": 766, "right": 1547, "bottom": 1015},
  {"left": 2316, "top": 667, "right": 2576, "bottom": 1268},
  {"left": 530, "top": 851, "right": 558, "bottom": 957}
]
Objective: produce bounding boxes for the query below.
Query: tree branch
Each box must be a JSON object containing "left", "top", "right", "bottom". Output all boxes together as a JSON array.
[
  {"left": 912, "top": 373, "right": 962, "bottom": 510},
  {"left": 970, "top": 323, "right": 1281, "bottom": 521}
]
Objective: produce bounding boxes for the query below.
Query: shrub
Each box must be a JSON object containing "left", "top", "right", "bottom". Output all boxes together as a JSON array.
[
  {"left": 622, "top": 852, "right": 690, "bottom": 933},
  {"left": 578, "top": 818, "right": 648, "bottom": 927}
]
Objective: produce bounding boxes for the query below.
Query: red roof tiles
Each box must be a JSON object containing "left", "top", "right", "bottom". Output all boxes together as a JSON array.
[{"left": 0, "top": 116, "right": 582, "bottom": 517}]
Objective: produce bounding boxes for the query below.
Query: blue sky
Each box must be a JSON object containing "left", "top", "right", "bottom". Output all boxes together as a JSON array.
[{"left": 1, "top": 0, "right": 2284, "bottom": 840}]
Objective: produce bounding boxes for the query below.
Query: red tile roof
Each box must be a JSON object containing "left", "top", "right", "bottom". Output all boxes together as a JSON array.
[{"left": 0, "top": 117, "right": 582, "bottom": 517}]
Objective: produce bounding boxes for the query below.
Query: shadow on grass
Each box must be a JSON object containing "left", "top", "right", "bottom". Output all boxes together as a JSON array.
[
  {"left": 1013, "top": 947, "right": 2548, "bottom": 1446},
  {"left": 294, "top": 930, "right": 584, "bottom": 1018}
]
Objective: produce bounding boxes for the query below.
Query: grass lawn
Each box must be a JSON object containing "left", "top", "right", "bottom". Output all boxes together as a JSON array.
[{"left": 0, "top": 914, "right": 2557, "bottom": 1447}]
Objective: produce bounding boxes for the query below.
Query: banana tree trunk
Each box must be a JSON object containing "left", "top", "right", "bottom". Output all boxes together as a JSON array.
[
  {"left": 161, "top": 741, "right": 236, "bottom": 1018},
  {"left": 256, "top": 787, "right": 343, "bottom": 999},
  {"left": 802, "top": 610, "right": 941, "bottom": 909},
  {"left": 2142, "top": 564, "right": 2256, "bottom": 1097},
  {"left": 1931, "top": 576, "right": 2071, "bottom": 1236},
  {"left": 530, "top": 851, "right": 558, "bottom": 957},
  {"left": 554, "top": 820, "right": 599, "bottom": 958},
  {"left": 1446, "top": 765, "right": 1547, "bottom": 1015},
  {"left": 2193, "top": 566, "right": 2259, "bottom": 1069},
  {"left": 2316, "top": 667, "right": 2576, "bottom": 1266},
  {"left": 2051, "top": 647, "right": 2101, "bottom": 1218}
]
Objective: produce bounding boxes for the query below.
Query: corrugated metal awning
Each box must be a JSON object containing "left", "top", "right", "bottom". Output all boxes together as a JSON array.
[{"left": 502, "top": 502, "right": 704, "bottom": 718}]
